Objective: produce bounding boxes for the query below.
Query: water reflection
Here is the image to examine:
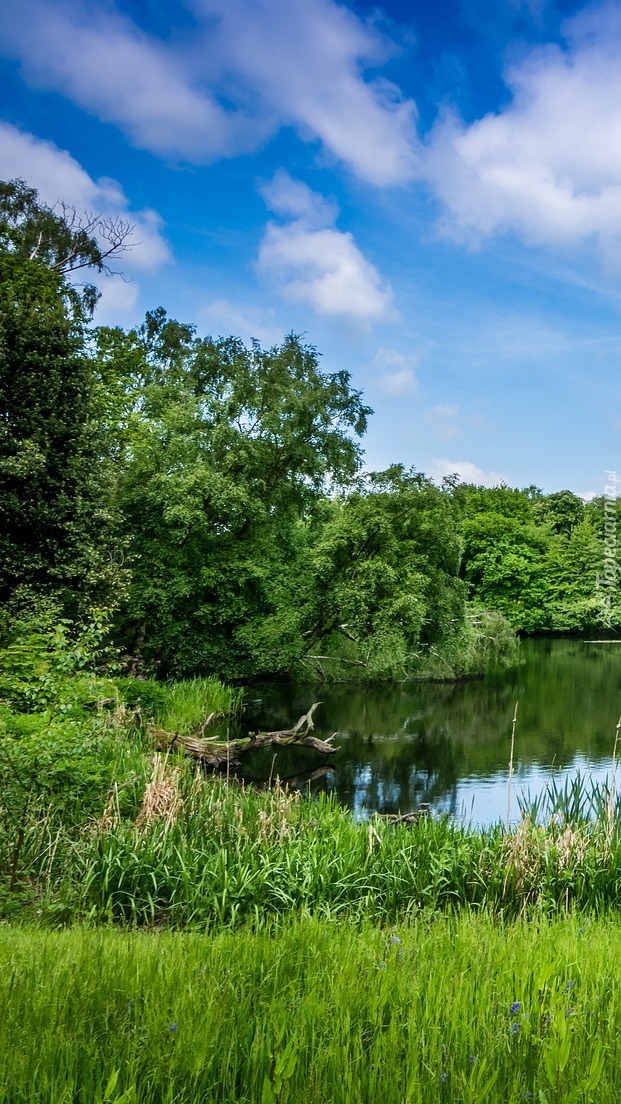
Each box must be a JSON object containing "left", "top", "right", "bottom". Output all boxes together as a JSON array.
[{"left": 237, "top": 639, "right": 621, "bottom": 827}]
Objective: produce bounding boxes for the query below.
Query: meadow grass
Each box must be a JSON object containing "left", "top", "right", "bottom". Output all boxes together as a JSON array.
[{"left": 1, "top": 912, "right": 620, "bottom": 1103}]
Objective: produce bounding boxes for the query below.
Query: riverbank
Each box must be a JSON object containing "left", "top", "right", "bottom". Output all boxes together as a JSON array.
[
  {"left": 5, "top": 665, "right": 621, "bottom": 1101},
  {"left": 5, "top": 755, "right": 621, "bottom": 925},
  {"left": 1, "top": 912, "right": 619, "bottom": 1102}
]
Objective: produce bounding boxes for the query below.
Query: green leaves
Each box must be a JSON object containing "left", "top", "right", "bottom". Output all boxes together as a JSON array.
[
  {"left": 0, "top": 182, "right": 128, "bottom": 617},
  {"left": 104, "top": 319, "right": 373, "bottom": 678},
  {"left": 458, "top": 484, "right": 621, "bottom": 634}
]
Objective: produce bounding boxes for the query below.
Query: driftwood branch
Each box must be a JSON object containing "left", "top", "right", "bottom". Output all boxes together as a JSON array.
[{"left": 152, "top": 703, "right": 339, "bottom": 768}]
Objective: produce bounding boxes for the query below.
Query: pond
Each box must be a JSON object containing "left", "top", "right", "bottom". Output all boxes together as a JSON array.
[{"left": 238, "top": 638, "right": 621, "bottom": 827}]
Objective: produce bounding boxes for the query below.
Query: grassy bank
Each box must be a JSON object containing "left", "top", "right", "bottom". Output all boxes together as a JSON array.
[
  {"left": 1, "top": 913, "right": 620, "bottom": 1102},
  {"left": 6, "top": 757, "right": 621, "bottom": 924}
]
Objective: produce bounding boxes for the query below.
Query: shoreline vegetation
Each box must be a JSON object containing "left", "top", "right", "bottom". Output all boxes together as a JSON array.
[{"left": 3, "top": 633, "right": 621, "bottom": 927}]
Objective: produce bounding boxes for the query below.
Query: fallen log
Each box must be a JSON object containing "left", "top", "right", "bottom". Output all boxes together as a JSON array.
[{"left": 152, "top": 702, "right": 339, "bottom": 768}]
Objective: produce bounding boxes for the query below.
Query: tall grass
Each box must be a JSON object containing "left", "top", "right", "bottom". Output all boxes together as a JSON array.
[
  {"left": 151, "top": 677, "right": 243, "bottom": 735},
  {"left": 2, "top": 913, "right": 621, "bottom": 1102},
  {"left": 7, "top": 761, "right": 621, "bottom": 925}
]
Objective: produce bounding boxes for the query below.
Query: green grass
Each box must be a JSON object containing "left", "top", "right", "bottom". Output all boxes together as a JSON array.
[
  {"left": 1, "top": 913, "right": 620, "bottom": 1103},
  {"left": 7, "top": 762, "right": 621, "bottom": 926},
  {"left": 151, "top": 676, "right": 243, "bottom": 735}
]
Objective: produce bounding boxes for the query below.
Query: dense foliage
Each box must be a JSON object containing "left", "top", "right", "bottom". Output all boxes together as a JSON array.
[
  {"left": 0, "top": 183, "right": 126, "bottom": 616},
  {"left": 455, "top": 484, "right": 621, "bottom": 633}
]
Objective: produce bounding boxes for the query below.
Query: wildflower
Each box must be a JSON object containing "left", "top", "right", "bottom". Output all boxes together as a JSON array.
[
  {"left": 169, "top": 1023, "right": 178, "bottom": 1034},
  {"left": 389, "top": 936, "right": 402, "bottom": 945},
  {"left": 440, "top": 1071, "right": 448, "bottom": 1083},
  {"left": 565, "top": 1007, "right": 573, "bottom": 1019},
  {"left": 565, "top": 980, "right": 575, "bottom": 993},
  {"left": 511, "top": 1022, "right": 520, "bottom": 1036},
  {"left": 468, "top": 1055, "right": 476, "bottom": 1069},
  {"left": 510, "top": 1002, "right": 521, "bottom": 1016}
]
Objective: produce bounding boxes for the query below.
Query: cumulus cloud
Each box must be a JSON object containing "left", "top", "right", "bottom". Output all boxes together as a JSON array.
[
  {"left": 0, "top": 122, "right": 170, "bottom": 314},
  {"left": 1, "top": 0, "right": 418, "bottom": 184},
  {"left": 427, "top": 458, "right": 505, "bottom": 487},
  {"left": 424, "top": 3, "right": 621, "bottom": 252},
  {"left": 197, "top": 0, "right": 419, "bottom": 185},
  {"left": 260, "top": 170, "right": 339, "bottom": 228},
  {"left": 258, "top": 170, "right": 394, "bottom": 324},
  {"left": 373, "top": 348, "right": 419, "bottom": 395}
]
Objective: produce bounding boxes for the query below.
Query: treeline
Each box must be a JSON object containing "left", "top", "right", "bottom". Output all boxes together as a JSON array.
[
  {"left": 0, "top": 179, "right": 616, "bottom": 681},
  {"left": 455, "top": 483, "right": 620, "bottom": 634}
]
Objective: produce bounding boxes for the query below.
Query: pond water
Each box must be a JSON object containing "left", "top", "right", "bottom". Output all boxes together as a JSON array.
[{"left": 237, "top": 638, "right": 621, "bottom": 827}]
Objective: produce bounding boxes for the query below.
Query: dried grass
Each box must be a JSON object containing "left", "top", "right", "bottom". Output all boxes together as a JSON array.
[
  {"left": 136, "top": 755, "right": 183, "bottom": 830},
  {"left": 256, "top": 778, "right": 300, "bottom": 845},
  {"left": 556, "top": 823, "right": 589, "bottom": 869},
  {"left": 503, "top": 818, "right": 547, "bottom": 895}
]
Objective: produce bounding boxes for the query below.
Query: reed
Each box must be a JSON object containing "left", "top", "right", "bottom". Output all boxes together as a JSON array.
[
  {"left": 150, "top": 677, "right": 243, "bottom": 735},
  {"left": 506, "top": 700, "right": 518, "bottom": 832}
]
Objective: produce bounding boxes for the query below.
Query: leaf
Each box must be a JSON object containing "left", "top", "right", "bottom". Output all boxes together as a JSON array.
[
  {"left": 261, "top": 1076, "right": 276, "bottom": 1104},
  {"left": 103, "top": 1069, "right": 120, "bottom": 1101}
]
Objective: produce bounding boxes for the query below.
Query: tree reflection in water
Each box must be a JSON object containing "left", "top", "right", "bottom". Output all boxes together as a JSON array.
[{"left": 237, "top": 639, "right": 621, "bottom": 822}]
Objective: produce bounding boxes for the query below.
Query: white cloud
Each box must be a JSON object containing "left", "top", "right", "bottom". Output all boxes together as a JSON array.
[
  {"left": 427, "top": 458, "right": 505, "bottom": 487},
  {"left": 260, "top": 170, "right": 338, "bottom": 228},
  {"left": 0, "top": 122, "right": 170, "bottom": 278},
  {"left": 200, "top": 298, "right": 283, "bottom": 346},
  {"left": 1, "top": 0, "right": 263, "bottom": 162},
  {"left": 424, "top": 4, "right": 621, "bottom": 252},
  {"left": 258, "top": 170, "right": 394, "bottom": 325},
  {"left": 373, "top": 348, "right": 419, "bottom": 395},
  {"left": 1, "top": 0, "right": 419, "bottom": 185},
  {"left": 94, "top": 276, "right": 140, "bottom": 323},
  {"left": 198, "top": 0, "right": 419, "bottom": 185}
]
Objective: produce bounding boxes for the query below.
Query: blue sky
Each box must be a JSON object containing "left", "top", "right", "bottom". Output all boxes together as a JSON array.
[{"left": 1, "top": 0, "right": 620, "bottom": 495}]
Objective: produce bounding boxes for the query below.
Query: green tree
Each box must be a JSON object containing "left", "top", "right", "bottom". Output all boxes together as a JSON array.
[
  {"left": 0, "top": 179, "right": 129, "bottom": 617},
  {"left": 289, "top": 467, "right": 480, "bottom": 680},
  {"left": 456, "top": 486, "right": 552, "bottom": 632},
  {"left": 97, "top": 312, "right": 372, "bottom": 677}
]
